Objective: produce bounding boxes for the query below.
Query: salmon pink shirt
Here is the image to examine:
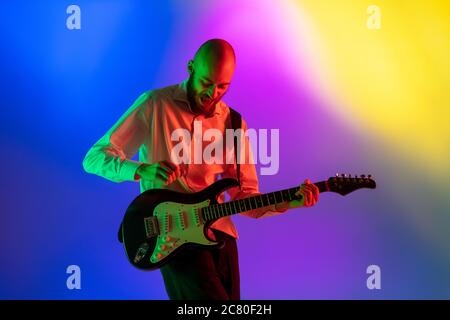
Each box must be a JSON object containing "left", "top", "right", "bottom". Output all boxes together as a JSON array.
[{"left": 83, "top": 79, "right": 276, "bottom": 239}]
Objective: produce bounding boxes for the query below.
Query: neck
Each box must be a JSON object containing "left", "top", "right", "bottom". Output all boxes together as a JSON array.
[
  {"left": 200, "top": 181, "right": 330, "bottom": 221},
  {"left": 189, "top": 103, "right": 216, "bottom": 117}
]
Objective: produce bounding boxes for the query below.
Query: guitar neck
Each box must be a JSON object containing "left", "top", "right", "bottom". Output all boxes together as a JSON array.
[{"left": 201, "top": 181, "right": 329, "bottom": 222}]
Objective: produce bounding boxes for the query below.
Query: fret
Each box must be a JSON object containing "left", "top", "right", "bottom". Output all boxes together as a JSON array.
[
  {"left": 209, "top": 205, "right": 213, "bottom": 219},
  {"left": 213, "top": 205, "right": 218, "bottom": 219},
  {"left": 282, "top": 189, "right": 291, "bottom": 202},
  {"left": 235, "top": 200, "right": 241, "bottom": 212},
  {"left": 230, "top": 201, "right": 235, "bottom": 213},
  {"left": 262, "top": 194, "right": 269, "bottom": 206},
  {"left": 268, "top": 192, "right": 275, "bottom": 205},
  {"left": 279, "top": 191, "right": 285, "bottom": 202},
  {"left": 275, "top": 191, "right": 283, "bottom": 203},
  {"left": 215, "top": 205, "right": 220, "bottom": 218},
  {"left": 265, "top": 194, "right": 271, "bottom": 206},
  {"left": 226, "top": 202, "right": 232, "bottom": 216},
  {"left": 208, "top": 206, "right": 213, "bottom": 219},
  {"left": 220, "top": 204, "right": 226, "bottom": 217},
  {"left": 240, "top": 199, "right": 246, "bottom": 212},
  {"left": 245, "top": 198, "right": 251, "bottom": 211},
  {"left": 247, "top": 197, "right": 255, "bottom": 210},
  {"left": 203, "top": 207, "right": 208, "bottom": 221},
  {"left": 250, "top": 196, "right": 257, "bottom": 209},
  {"left": 220, "top": 204, "right": 225, "bottom": 217},
  {"left": 255, "top": 195, "right": 263, "bottom": 208}
]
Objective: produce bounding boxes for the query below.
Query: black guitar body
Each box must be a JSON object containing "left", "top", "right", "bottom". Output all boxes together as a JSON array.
[{"left": 120, "top": 178, "right": 240, "bottom": 270}]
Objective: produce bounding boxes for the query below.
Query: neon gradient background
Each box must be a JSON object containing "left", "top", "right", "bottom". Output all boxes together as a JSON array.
[{"left": 1, "top": 0, "right": 449, "bottom": 299}]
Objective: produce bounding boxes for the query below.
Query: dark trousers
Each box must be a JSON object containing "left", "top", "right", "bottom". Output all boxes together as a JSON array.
[{"left": 160, "top": 229, "right": 240, "bottom": 300}]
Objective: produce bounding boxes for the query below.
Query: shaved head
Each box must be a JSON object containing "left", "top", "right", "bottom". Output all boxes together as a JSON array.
[
  {"left": 193, "top": 39, "right": 236, "bottom": 70},
  {"left": 186, "top": 39, "right": 236, "bottom": 116}
]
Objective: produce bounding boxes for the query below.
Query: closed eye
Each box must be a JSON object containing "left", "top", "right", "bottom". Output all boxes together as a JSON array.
[{"left": 199, "top": 80, "right": 211, "bottom": 88}]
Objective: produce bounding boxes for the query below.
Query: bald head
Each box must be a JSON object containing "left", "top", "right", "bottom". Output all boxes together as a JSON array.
[
  {"left": 193, "top": 38, "right": 236, "bottom": 68},
  {"left": 186, "top": 39, "right": 236, "bottom": 115}
]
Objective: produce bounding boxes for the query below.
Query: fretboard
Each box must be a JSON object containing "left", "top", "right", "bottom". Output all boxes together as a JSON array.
[{"left": 200, "top": 181, "right": 328, "bottom": 221}]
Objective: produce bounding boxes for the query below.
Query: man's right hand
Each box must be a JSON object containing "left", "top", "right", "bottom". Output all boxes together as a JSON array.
[{"left": 135, "top": 161, "right": 185, "bottom": 185}]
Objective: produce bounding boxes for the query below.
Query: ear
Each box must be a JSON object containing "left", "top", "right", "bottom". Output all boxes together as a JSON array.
[{"left": 187, "top": 60, "right": 194, "bottom": 74}]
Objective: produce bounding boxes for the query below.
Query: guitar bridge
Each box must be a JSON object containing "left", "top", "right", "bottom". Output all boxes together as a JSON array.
[{"left": 144, "top": 216, "right": 159, "bottom": 239}]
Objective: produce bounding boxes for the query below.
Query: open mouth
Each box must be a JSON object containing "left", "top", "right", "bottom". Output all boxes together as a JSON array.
[{"left": 200, "top": 96, "right": 213, "bottom": 105}]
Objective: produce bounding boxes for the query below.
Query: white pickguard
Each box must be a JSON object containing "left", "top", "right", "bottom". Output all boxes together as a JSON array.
[{"left": 150, "top": 199, "right": 215, "bottom": 263}]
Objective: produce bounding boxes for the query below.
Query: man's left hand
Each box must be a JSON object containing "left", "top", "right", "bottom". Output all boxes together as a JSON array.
[{"left": 273, "top": 178, "right": 319, "bottom": 213}]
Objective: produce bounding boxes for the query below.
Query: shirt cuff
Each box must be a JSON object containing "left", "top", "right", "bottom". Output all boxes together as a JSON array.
[{"left": 120, "top": 159, "right": 143, "bottom": 182}]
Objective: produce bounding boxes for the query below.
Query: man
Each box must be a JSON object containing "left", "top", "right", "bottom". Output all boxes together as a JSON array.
[{"left": 83, "top": 39, "right": 319, "bottom": 300}]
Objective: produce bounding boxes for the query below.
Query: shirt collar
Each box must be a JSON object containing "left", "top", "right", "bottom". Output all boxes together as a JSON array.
[{"left": 174, "top": 78, "right": 223, "bottom": 117}]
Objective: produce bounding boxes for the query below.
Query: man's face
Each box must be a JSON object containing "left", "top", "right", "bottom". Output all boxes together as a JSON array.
[{"left": 186, "top": 60, "right": 234, "bottom": 115}]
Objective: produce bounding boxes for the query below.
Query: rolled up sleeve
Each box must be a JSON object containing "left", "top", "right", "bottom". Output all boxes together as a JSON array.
[{"left": 82, "top": 92, "right": 151, "bottom": 182}]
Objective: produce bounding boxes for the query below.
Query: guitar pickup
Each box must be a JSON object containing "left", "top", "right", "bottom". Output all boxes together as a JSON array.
[
  {"left": 194, "top": 208, "right": 204, "bottom": 226},
  {"left": 178, "top": 211, "right": 188, "bottom": 230}
]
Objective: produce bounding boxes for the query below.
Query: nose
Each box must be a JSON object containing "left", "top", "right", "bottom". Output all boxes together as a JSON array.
[{"left": 207, "top": 85, "right": 220, "bottom": 99}]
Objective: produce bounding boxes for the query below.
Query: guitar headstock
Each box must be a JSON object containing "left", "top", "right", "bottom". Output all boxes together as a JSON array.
[{"left": 327, "top": 173, "right": 376, "bottom": 196}]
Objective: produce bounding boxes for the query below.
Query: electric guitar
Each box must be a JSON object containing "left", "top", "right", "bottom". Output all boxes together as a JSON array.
[{"left": 120, "top": 174, "right": 376, "bottom": 270}]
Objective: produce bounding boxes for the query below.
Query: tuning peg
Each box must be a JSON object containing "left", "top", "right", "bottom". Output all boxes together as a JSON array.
[
  {"left": 360, "top": 174, "right": 366, "bottom": 178},
  {"left": 336, "top": 173, "right": 340, "bottom": 177},
  {"left": 341, "top": 173, "right": 346, "bottom": 178},
  {"left": 368, "top": 174, "right": 372, "bottom": 179},
  {"left": 348, "top": 174, "right": 352, "bottom": 178}
]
